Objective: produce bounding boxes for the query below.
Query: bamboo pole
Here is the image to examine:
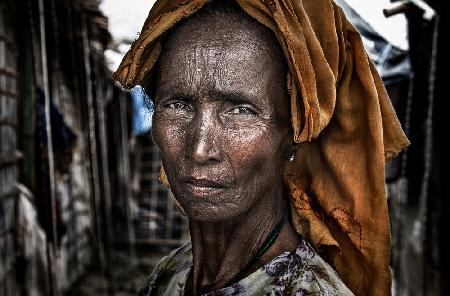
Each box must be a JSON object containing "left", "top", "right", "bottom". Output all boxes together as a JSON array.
[
  {"left": 81, "top": 12, "right": 107, "bottom": 293},
  {"left": 118, "top": 91, "right": 136, "bottom": 261},
  {"left": 94, "top": 53, "right": 114, "bottom": 294},
  {"left": 98, "top": 82, "right": 114, "bottom": 255},
  {"left": 38, "top": 0, "right": 59, "bottom": 294}
]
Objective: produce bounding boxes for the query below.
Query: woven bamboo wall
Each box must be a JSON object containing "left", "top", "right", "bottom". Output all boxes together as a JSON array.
[{"left": 0, "top": 3, "right": 18, "bottom": 295}]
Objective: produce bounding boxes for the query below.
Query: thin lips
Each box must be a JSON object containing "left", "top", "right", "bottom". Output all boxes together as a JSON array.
[{"left": 183, "top": 177, "right": 227, "bottom": 188}]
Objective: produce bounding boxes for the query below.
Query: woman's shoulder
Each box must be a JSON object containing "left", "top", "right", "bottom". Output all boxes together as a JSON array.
[
  {"left": 275, "top": 239, "right": 354, "bottom": 295},
  {"left": 211, "top": 239, "right": 354, "bottom": 296},
  {"left": 139, "top": 242, "right": 192, "bottom": 296}
]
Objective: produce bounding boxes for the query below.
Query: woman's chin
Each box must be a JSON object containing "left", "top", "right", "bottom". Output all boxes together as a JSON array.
[{"left": 181, "top": 200, "right": 242, "bottom": 222}]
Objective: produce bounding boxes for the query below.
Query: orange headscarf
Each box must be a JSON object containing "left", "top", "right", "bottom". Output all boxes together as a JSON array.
[{"left": 112, "top": 1, "right": 410, "bottom": 294}]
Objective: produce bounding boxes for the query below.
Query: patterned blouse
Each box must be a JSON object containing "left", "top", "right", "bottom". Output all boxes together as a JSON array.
[{"left": 138, "top": 239, "right": 354, "bottom": 295}]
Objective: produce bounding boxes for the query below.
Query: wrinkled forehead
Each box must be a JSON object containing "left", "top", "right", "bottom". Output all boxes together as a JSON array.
[
  {"left": 154, "top": 2, "right": 287, "bottom": 91},
  {"left": 160, "top": 2, "right": 284, "bottom": 63}
]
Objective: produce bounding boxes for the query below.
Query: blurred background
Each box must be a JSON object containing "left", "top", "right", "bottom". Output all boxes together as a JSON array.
[{"left": 0, "top": 0, "right": 448, "bottom": 295}]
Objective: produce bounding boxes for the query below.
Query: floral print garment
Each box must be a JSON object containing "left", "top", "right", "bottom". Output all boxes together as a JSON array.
[{"left": 139, "top": 239, "right": 354, "bottom": 296}]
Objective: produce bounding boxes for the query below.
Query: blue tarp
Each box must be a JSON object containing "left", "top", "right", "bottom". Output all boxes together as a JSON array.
[{"left": 131, "top": 86, "right": 153, "bottom": 135}]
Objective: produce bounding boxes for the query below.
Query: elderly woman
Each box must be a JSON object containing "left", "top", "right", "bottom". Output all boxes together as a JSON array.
[{"left": 113, "top": 0, "right": 409, "bottom": 295}]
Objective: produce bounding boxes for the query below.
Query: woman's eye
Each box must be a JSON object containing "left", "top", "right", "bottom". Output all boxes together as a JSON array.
[
  {"left": 230, "top": 106, "right": 255, "bottom": 115},
  {"left": 166, "top": 101, "right": 188, "bottom": 110}
]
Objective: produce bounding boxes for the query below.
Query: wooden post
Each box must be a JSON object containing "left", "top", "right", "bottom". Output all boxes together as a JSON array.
[
  {"left": 38, "top": 0, "right": 59, "bottom": 294},
  {"left": 118, "top": 91, "right": 136, "bottom": 261},
  {"left": 81, "top": 12, "right": 107, "bottom": 285}
]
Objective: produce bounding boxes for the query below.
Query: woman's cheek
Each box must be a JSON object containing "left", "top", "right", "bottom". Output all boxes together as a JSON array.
[
  {"left": 153, "top": 116, "right": 186, "bottom": 157},
  {"left": 225, "top": 124, "right": 275, "bottom": 150}
]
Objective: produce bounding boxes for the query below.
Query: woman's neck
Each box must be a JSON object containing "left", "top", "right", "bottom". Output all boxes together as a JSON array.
[{"left": 187, "top": 185, "right": 301, "bottom": 295}]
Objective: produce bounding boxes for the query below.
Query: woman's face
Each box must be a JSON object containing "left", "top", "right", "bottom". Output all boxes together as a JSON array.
[{"left": 152, "top": 12, "right": 293, "bottom": 221}]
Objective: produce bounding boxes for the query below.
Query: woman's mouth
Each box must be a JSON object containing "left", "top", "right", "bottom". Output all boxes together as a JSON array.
[{"left": 182, "top": 177, "right": 227, "bottom": 197}]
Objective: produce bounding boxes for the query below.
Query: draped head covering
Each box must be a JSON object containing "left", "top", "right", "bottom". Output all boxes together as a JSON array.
[{"left": 112, "top": 0, "right": 410, "bottom": 294}]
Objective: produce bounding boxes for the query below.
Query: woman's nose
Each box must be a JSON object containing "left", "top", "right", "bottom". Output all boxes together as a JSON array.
[{"left": 188, "top": 109, "right": 221, "bottom": 164}]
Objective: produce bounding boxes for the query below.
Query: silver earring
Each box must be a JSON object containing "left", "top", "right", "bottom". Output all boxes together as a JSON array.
[{"left": 288, "top": 153, "right": 295, "bottom": 162}]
